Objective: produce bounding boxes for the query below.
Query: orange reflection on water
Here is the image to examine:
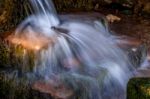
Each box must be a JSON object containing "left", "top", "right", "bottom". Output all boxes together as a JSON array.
[{"left": 7, "top": 33, "right": 56, "bottom": 51}]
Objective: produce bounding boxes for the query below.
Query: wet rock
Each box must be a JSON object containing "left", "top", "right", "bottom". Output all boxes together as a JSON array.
[
  {"left": 115, "top": 36, "right": 148, "bottom": 68},
  {"left": 106, "top": 14, "right": 121, "bottom": 23},
  {"left": 143, "top": 3, "right": 150, "bottom": 14},
  {"left": 33, "top": 80, "right": 74, "bottom": 99},
  {"left": 133, "top": 0, "right": 150, "bottom": 15},
  {"left": 128, "top": 45, "right": 147, "bottom": 68},
  {"left": 115, "top": 36, "right": 142, "bottom": 49}
]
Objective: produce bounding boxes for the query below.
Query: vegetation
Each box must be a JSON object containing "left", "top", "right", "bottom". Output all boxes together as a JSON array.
[
  {"left": 0, "top": 0, "right": 28, "bottom": 33},
  {"left": 127, "top": 78, "right": 150, "bottom": 99},
  {"left": 0, "top": 40, "right": 48, "bottom": 99},
  {"left": 0, "top": 72, "right": 52, "bottom": 99},
  {"left": 0, "top": 40, "right": 35, "bottom": 71}
]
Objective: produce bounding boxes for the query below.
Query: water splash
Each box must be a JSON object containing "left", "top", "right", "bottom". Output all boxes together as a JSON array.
[{"left": 9, "top": 0, "right": 134, "bottom": 99}]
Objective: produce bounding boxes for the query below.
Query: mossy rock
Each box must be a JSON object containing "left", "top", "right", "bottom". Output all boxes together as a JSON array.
[
  {"left": 0, "top": 40, "right": 35, "bottom": 74},
  {"left": 127, "top": 78, "right": 150, "bottom": 99},
  {"left": 0, "top": 72, "right": 52, "bottom": 99}
]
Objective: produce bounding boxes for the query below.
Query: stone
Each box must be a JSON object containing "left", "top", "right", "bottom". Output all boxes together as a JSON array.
[{"left": 106, "top": 14, "right": 121, "bottom": 23}]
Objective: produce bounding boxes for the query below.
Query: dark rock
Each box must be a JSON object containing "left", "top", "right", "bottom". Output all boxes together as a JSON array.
[{"left": 0, "top": 0, "right": 28, "bottom": 33}]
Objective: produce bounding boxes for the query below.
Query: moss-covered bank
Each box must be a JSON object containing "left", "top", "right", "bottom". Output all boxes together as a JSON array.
[
  {"left": 0, "top": 72, "right": 52, "bottom": 99},
  {"left": 127, "top": 78, "right": 150, "bottom": 99}
]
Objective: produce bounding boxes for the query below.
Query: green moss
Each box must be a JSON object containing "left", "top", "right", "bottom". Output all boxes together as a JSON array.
[
  {"left": 0, "top": 73, "right": 29, "bottom": 99},
  {"left": 0, "top": 41, "right": 11, "bottom": 68},
  {"left": 0, "top": 72, "right": 52, "bottom": 99},
  {"left": 0, "top": 40, "right": 35, "bottom": 73},
  {"left": 127, "top": 78, "right": 150, "bottom": 99}
]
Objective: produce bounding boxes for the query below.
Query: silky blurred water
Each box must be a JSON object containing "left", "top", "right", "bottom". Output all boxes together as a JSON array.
[{"left": 11, "top": 0, "right": 134, "bottom": 99}]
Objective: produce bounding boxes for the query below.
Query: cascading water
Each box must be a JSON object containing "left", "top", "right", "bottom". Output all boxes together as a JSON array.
[{"left": 9, "top": 0, "right": 134, "bottom": 99}]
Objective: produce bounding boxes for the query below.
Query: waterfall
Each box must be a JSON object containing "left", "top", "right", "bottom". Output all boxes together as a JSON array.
[{"left": 9, "top": 0, "right": 134, "bottom": 99}]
